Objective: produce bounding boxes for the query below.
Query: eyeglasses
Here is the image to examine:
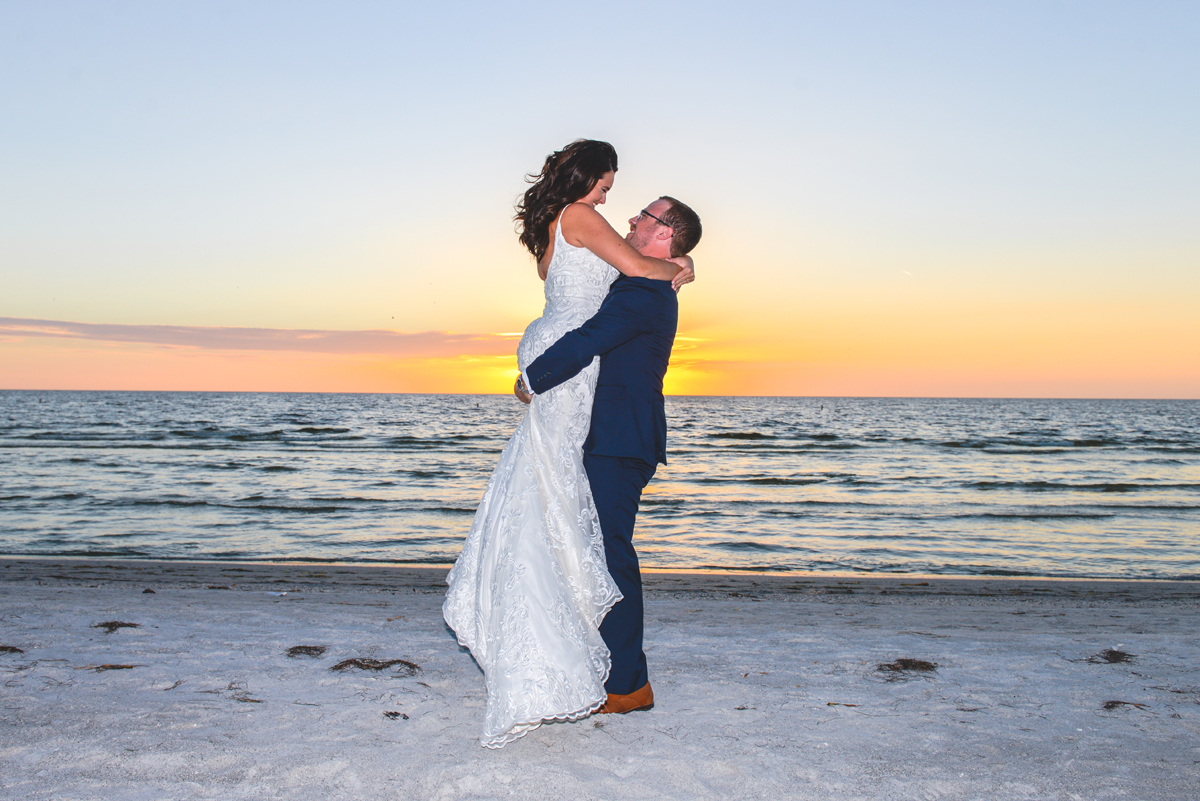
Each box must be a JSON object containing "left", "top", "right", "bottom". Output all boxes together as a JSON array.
[{"left": 637, "top": 208, "right": 670, "bottom": 227}]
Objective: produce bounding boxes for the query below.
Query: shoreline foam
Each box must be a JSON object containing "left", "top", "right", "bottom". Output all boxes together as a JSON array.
[{"left": 3, "top": 556, "right": 1196, "bottom": 593}]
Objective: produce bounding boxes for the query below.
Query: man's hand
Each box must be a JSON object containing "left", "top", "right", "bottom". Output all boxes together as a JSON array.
[
  {"left": 514, "top": 375, "right": 532, "bottom": 405},
  {"left": 669, "top": 255, "right": 695, "bottom": 292}
]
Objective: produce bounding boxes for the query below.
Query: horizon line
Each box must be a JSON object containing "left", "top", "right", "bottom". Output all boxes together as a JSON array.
[{"left": 1, "top": 388, "right": 1195, "bottom": 402}]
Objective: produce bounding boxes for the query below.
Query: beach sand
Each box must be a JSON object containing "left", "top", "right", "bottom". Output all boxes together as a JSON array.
[{"left": 1, "top": 558, "right": 1197, "bottom": 800}]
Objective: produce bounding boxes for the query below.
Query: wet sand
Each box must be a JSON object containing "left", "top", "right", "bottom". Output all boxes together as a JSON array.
[{"left": 2, "top": 557, "right": 1197, "bottom": 800}]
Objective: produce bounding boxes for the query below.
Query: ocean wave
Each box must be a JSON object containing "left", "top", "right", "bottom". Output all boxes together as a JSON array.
[
  {"left": 709, "top": 431, "right": 773, "bottom": 440},
  {"left": 712, "top": 540, "right": 793, "bottom": 552},
  {"left": 689, "top": 442, "right": 863, "bottom": 452},
  {"left": 936, "top": 437, "right": 1128, "bottom": 449},
  {"left": 1094, "top": 503, "right": 1200, "bottom": 511},
  {"left": 5, "top": 547, "right": 155, "bottom": 558},
  {"left": 387, "top": 436, "right": 458, "bottom": 448},
  {"left": 692, "top": 476, "right": 824, "bottom": 486},
  {"left": 23, "top": 430, "right": 166, "bottom": 442},
  {"left": 227, "top": 430, "right": 288, "bottom": 441},
  {"left": 229, "top": 504, "right": 346, "bottom": 514},
  {"left": 963, "top": 511, "right": 1115, "bottom": 520},
  {"left": 308, "top": 496, "right": 394, "bottom": 505},
  {"left": 169, "top": 427, "right": 223, "bottom": 438},
  {"left": 967, "top": 480, "right": 1200, "bottom": 492}
]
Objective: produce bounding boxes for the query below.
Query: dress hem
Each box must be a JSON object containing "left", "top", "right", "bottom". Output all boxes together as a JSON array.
[{"left": 480, "top": 695, "right": 608, "bottom": 749}]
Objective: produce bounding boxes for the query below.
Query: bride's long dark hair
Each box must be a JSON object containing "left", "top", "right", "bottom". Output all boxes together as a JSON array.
[{"left": 516, "top": 139, "right": 618, "bottom": 262}]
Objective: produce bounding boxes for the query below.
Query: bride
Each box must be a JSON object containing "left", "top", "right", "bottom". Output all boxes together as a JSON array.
[{"left": 443, "top": 139, "right": 693, "bottom": 747}]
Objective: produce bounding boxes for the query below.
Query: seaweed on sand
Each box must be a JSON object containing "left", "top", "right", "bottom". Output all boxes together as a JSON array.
[
  {"left": 0, "top": 645, "right": 24, "bottom": 654},
  {"left": 1088, "top": 649, "right": 1135, "bottom": 664},
  {"left": 876, "top": 658, "right": 938, "bottom": 679},
  {"left": 1102, "top": 700, "right": 1148, "bottom": 711},
  {"left": 232, "top": 692, "right": 264, "bottom": 703},
  {"left": 85, "top": 664, "right": 145, "bottom": 672},
  {"left": 286, "top": 645, "right": 327, "bottom": 658},
  {"left": 330, "top": 658, "right": 420, "bottom": 677},
  {"left": 222, "top": 680, "right": 264, "bottom": 703},
  {"left": 93, "top": 621, "right": 140, "bottom": 634}
]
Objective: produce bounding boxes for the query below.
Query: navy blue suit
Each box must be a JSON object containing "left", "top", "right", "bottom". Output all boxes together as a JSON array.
[{"left": 526, "top": 275, "right": 678, "bottom": 695}]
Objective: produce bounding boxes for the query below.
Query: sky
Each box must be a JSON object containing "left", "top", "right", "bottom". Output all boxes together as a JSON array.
[{"left": 2, "top": 1, "right": 1197, "bottom": 397}]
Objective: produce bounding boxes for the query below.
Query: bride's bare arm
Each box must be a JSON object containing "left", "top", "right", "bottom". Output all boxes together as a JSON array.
[{"left": 561, "top": 204, "right": 683, "bottom": 283}]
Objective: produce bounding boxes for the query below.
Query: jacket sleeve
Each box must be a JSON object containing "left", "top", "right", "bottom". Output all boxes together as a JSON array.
[{"left": 526, "top": 283, "right": 656, "bottom": 395}]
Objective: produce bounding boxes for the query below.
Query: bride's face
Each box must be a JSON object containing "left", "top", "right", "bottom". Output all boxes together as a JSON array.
[{"left": 579, "top": 171, "right": 615, "bottom": 208}]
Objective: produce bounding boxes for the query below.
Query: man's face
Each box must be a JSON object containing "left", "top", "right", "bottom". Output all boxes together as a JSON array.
[{"left": 625, "top": 199, "right": 673, "bottom": 253}]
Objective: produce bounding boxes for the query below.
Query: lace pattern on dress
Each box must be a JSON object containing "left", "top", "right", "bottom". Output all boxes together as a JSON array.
[{"left": 443, "top": 206, "right": 621, "bottom": 747}]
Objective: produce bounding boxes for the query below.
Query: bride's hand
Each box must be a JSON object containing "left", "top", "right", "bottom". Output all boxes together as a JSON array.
[
  {"left": 513, "top": 375, "right": 532, "bottom": 405},
  {"left": 669, "top": 255, "right": 695, "bottom": 292}
]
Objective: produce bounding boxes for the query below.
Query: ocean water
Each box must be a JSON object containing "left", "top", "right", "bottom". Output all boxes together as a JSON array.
[{"left": 1, "top": 391, "right": 1197, "bottom": 579}]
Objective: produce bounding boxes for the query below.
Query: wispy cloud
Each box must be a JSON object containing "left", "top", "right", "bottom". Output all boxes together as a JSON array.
[{"left": 0, "top": 317, "right": 515, "bottom": 357}]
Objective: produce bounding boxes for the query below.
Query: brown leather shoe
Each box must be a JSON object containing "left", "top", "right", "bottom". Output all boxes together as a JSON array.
[{"left": 598, "top": 682, "right": 654, "bottom": 714}]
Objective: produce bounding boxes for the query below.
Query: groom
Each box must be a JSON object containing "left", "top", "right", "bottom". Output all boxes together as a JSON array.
[{"left": 516, "top": 196, "right": 702, "bottom": 714}]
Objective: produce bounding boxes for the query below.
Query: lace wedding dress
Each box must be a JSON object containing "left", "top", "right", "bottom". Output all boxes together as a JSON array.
[{"left": 443, "top": 209, "right": 622, "bottom": 748}]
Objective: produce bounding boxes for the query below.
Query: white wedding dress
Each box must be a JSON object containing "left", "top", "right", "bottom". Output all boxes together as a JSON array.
[{"left": 443, "top": 209, "right": 622, "bottom": 748}]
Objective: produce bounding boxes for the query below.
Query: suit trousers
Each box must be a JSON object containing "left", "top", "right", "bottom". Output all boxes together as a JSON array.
[{"left": 584, "top": 452, "right": 657, "bottom": 696}]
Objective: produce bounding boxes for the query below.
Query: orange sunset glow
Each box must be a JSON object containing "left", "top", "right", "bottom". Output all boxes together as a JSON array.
[{"left": 3, "top": 297, "right": 1196, "bottom": 398}]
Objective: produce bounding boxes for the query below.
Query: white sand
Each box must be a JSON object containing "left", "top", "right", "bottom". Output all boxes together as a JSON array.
[{"left": 1, "top": 558, "right": 1197, "bottom": 800}]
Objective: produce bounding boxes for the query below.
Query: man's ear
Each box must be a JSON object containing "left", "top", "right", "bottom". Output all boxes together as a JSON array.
[{"left": 657, "top": 226, "right": 674, "bottom": 241}]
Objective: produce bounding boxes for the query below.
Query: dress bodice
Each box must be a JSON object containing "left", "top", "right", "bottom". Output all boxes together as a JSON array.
[{"left": 517, "top": 208, "right": 619, "bottom": 371}]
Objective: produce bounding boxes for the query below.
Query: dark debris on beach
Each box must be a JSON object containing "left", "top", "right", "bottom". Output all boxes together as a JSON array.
[
  {"left": 286, "top": 645, "right": 327, "bottom": 658},
  {"left": 93, "top": 621, "right": 140, "bottom": 634},
  {"left": 1102, "top": 700, "right": 1149, "bottom": 711},
  {"left": 877, "top": 658, "right": 938, "bottom": 679},
  {"left": 330, "top": 658, "right": 420, "bottom": 676},
  {"left": 85, "top": 663, "right": 145, "bottom": 672},
  {"left": 1088, "top": 649, "right": 1136, "bottom": 664},
  {"left": 220, "top": 680, "right": 264, "bottom": 703},
  {"left": 0, "top": 645, "right": 25, "bottom": 654},
  {"left": 232, "top": 692, "right": 264, "bottom": 703}
]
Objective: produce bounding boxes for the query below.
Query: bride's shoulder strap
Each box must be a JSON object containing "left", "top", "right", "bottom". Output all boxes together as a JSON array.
[
  {"left": 557, "top": 200, "right": 597, "bottom": 229},
  {"left": 553, "top": 203, "right": 576, "bottom": 242}
]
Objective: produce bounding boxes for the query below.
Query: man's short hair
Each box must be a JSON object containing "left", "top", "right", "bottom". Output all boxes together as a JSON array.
[{"left": 659, "top": 196, "right": 702, "bottom": 257}]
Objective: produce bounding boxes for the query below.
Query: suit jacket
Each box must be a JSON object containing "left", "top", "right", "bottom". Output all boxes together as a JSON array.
[{"left": 526, "top": 275, "right": 678, "bottom": 466}]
